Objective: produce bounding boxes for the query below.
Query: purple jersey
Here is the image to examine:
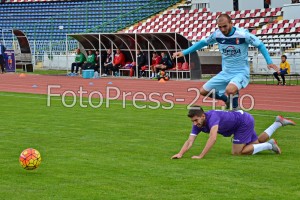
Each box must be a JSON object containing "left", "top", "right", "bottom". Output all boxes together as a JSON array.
[{"left": 190, "top": 110, "right": 251, "bottom": 137}]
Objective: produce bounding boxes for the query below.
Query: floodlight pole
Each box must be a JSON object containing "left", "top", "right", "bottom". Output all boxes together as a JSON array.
[
  {"left": 175, "top": 33, "right": 178, "bottom": 80},
  {"left": 99, "top": 33, "right": 101, "bottom": 77},
  {"left": 66, "top": 34, "right": 69, "bottom": 73},
  {"left": 135, "top": 33, "right": 138, "bottom": 78},
  {"left": 148, "top": 41, "right": 151, "bottom": 78}
]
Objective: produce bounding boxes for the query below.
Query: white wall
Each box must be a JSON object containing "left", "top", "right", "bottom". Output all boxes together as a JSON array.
[
  {"left": 238, "top": 0, "right": 264, "bottom": 10},
  {"left": 282, "top": 3, "right": 300, "bottom": 19},
  {"left": 192, "top": 0, "right": 209, "bottom": 3},
  {"left": 43, "top": 54, "right": 75, "bottom": 70},
  {"left": 270, "top": 0, "right": 291, "bottom": 8},
  {"left": 209, "top": 0, "right": 233, "bottom": 12},
  {"left": 191, "top": 0, "right": 210, "bottom": 9}
]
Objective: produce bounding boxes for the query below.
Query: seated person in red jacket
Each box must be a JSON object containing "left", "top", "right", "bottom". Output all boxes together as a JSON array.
[
  {"left": 150, "top": 52, "right": 162, "bottom": 79},
  {"left": 111, "top": 48, "right": 125, "bottom": 76},
  {"left": 154, "top": 52, "right": 173, "bottom": 73}
]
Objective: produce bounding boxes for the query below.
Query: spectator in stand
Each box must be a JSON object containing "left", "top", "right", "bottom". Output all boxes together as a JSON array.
[
  {"left": 264, "top": 0, "right": 270, "bottom": 8},
  {"left": 82, "top": 50, "right": 95, "bottom": 70},
  {"left": 111, "top": 48, "right": 125, "bottom": 77},
  {"left": 69, "top": 48, "right": 86, "bottom": 76},
  {"left": 154, "top": 52, "right": 173, "bottom": 74},
  {"left": 273, "top": 55, "right": 290, "bottom": 86},
  {"left": 233, "top": 0, "right": 238, "bottom": 11},
  {"left": 150, "top": 52, "right": 162, "bottom": 79},
  {"left": 102, "top": 49, "right": 113, "bottom": 77},
  {"left": 0, "top": 41, "right": 6, "bottom": 74}
]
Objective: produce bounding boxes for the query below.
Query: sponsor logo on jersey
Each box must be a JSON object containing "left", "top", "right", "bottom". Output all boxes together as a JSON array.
[
  {"left": 216, "top": 37, "right": 246, "bottom": 45},
  {"left": 222, "top": 46, "right": 241, "bottom": 57}
]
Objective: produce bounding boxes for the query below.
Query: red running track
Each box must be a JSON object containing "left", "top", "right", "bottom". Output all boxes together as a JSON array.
[{"left": 0, "top": 73, "right": 299, "bottom": 112}]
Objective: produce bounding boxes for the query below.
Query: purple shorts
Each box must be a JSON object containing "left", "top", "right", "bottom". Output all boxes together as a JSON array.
[{"left": 233, "top": 112, "right": 258, "bottom": 145}]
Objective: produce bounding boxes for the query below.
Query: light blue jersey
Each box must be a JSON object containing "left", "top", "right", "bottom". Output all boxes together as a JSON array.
[
  {"left": 182, "top": 27, "right": 273, "bottom": 96},
  {"left": 206, "top": 27, "right": 260, "bottom": 73},
  {"left": 183, "top": 27, "right": 272, "bottom": 74}
]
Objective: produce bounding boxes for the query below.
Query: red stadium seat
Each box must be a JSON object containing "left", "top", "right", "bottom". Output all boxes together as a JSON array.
[
  {"left": 262, "top": 29, "right": 268, "bottom": 34},
  {"left": 122, "top": 6, "right": 287, "bottom": 45},
  {"left": 243, "top": 10, "right": 249, "bottom": 14},
  {"left": 260, "top": 11, "right": 266, "bottom": 17},
  {"left": 273, "top": 29, "right": 279, "bottom": 34},
  {"left": 278, "top": 23, "right": 283, "bottom": 29},
  {"left": 284, "top": 28, "right": 290, "bottom": 33},
  {"left": 177, "top": 62, "right": 183, "bottom": 70},
  {"left": 182, "top": 62, "right": 189, "bottom": 71},
  {"left": 289, "top": 23, "right": 295, "bottom": 28},
  {"left": 240, "top": 13, "right": 246, "bottom": 18}
]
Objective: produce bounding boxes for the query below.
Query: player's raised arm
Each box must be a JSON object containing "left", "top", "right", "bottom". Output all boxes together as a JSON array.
[
  {"left": 192, "top": 125, "right": 218, "bottom": 159},
  {"left": 172, "top": 32, "right": 216, "bottom": 59},
  {"left": 171, "top": 135, "right": 197, "bottom": 159},
  {"left": 246, "top": 32, "right": 279, "bottom": 72}
]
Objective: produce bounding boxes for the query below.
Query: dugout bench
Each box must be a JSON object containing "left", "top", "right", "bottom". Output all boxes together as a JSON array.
[{"left": 15, "top": 53, "right": 33, "bottom": 72}]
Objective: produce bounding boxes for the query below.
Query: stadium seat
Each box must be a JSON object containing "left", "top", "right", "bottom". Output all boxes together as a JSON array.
[
  {"left": 182, "top": 62, "right": 189, "bottom": 71},
  {"left": 1, "top": 0, "right": 180, "bottom": 52},
  {"left": 127, "top": 6, "right": 286, "bottom": 43}
]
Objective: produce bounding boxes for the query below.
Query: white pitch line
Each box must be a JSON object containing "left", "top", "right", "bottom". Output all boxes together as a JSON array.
[{"left": 175, "top": 98, "right": 185, "bottom": 102}]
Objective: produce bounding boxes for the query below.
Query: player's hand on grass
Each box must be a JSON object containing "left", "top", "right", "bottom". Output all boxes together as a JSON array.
[
  {"left": 171, "top": 153, "right": 182, "bottom": 159},
  {"left": 267, "top": 64, "right": 279, "bottom": 72},
  {"left": 172, "top": 52, "right": 184, "bottom": 59},
  {"left": 191, "top": 155, "right": 203, "bottom": 159}
]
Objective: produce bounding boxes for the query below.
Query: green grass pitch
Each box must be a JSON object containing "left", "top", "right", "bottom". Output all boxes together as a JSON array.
[{"left": 0, "top": 92, "right": 299, "bottom": 200}]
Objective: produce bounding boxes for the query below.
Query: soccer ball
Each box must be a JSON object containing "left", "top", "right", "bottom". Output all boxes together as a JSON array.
[{"left": 19, "top": 148, "right": 42, "bottom": 170}]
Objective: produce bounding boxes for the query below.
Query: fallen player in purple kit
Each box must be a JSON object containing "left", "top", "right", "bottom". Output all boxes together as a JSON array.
[{"left": 171, "top": 106, "right": 296, "bottom": 159}]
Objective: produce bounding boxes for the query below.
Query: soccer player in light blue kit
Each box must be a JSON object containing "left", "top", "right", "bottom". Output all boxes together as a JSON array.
[
  {"left": 171, "top": 106, "right": 296, "bottom": 159},
  {"left": 173, "top": 14, "right": 279, "bottom": 110}
]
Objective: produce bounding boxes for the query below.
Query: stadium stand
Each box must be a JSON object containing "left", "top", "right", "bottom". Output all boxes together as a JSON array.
[
  {"left": 125, "top": 7, "right": 283, "bottom": 41},
  {"left": 1, "top": 0, "right": 299, "bottom": 80},
  {"left": 4, "top": 0, "right": 71, "bottom": 2},
  {"left": 0, "top": 0, "right": 181, "bottom": 51},
  {"left": 124, "top": 6, "right": 300, "bottom": 56}
]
